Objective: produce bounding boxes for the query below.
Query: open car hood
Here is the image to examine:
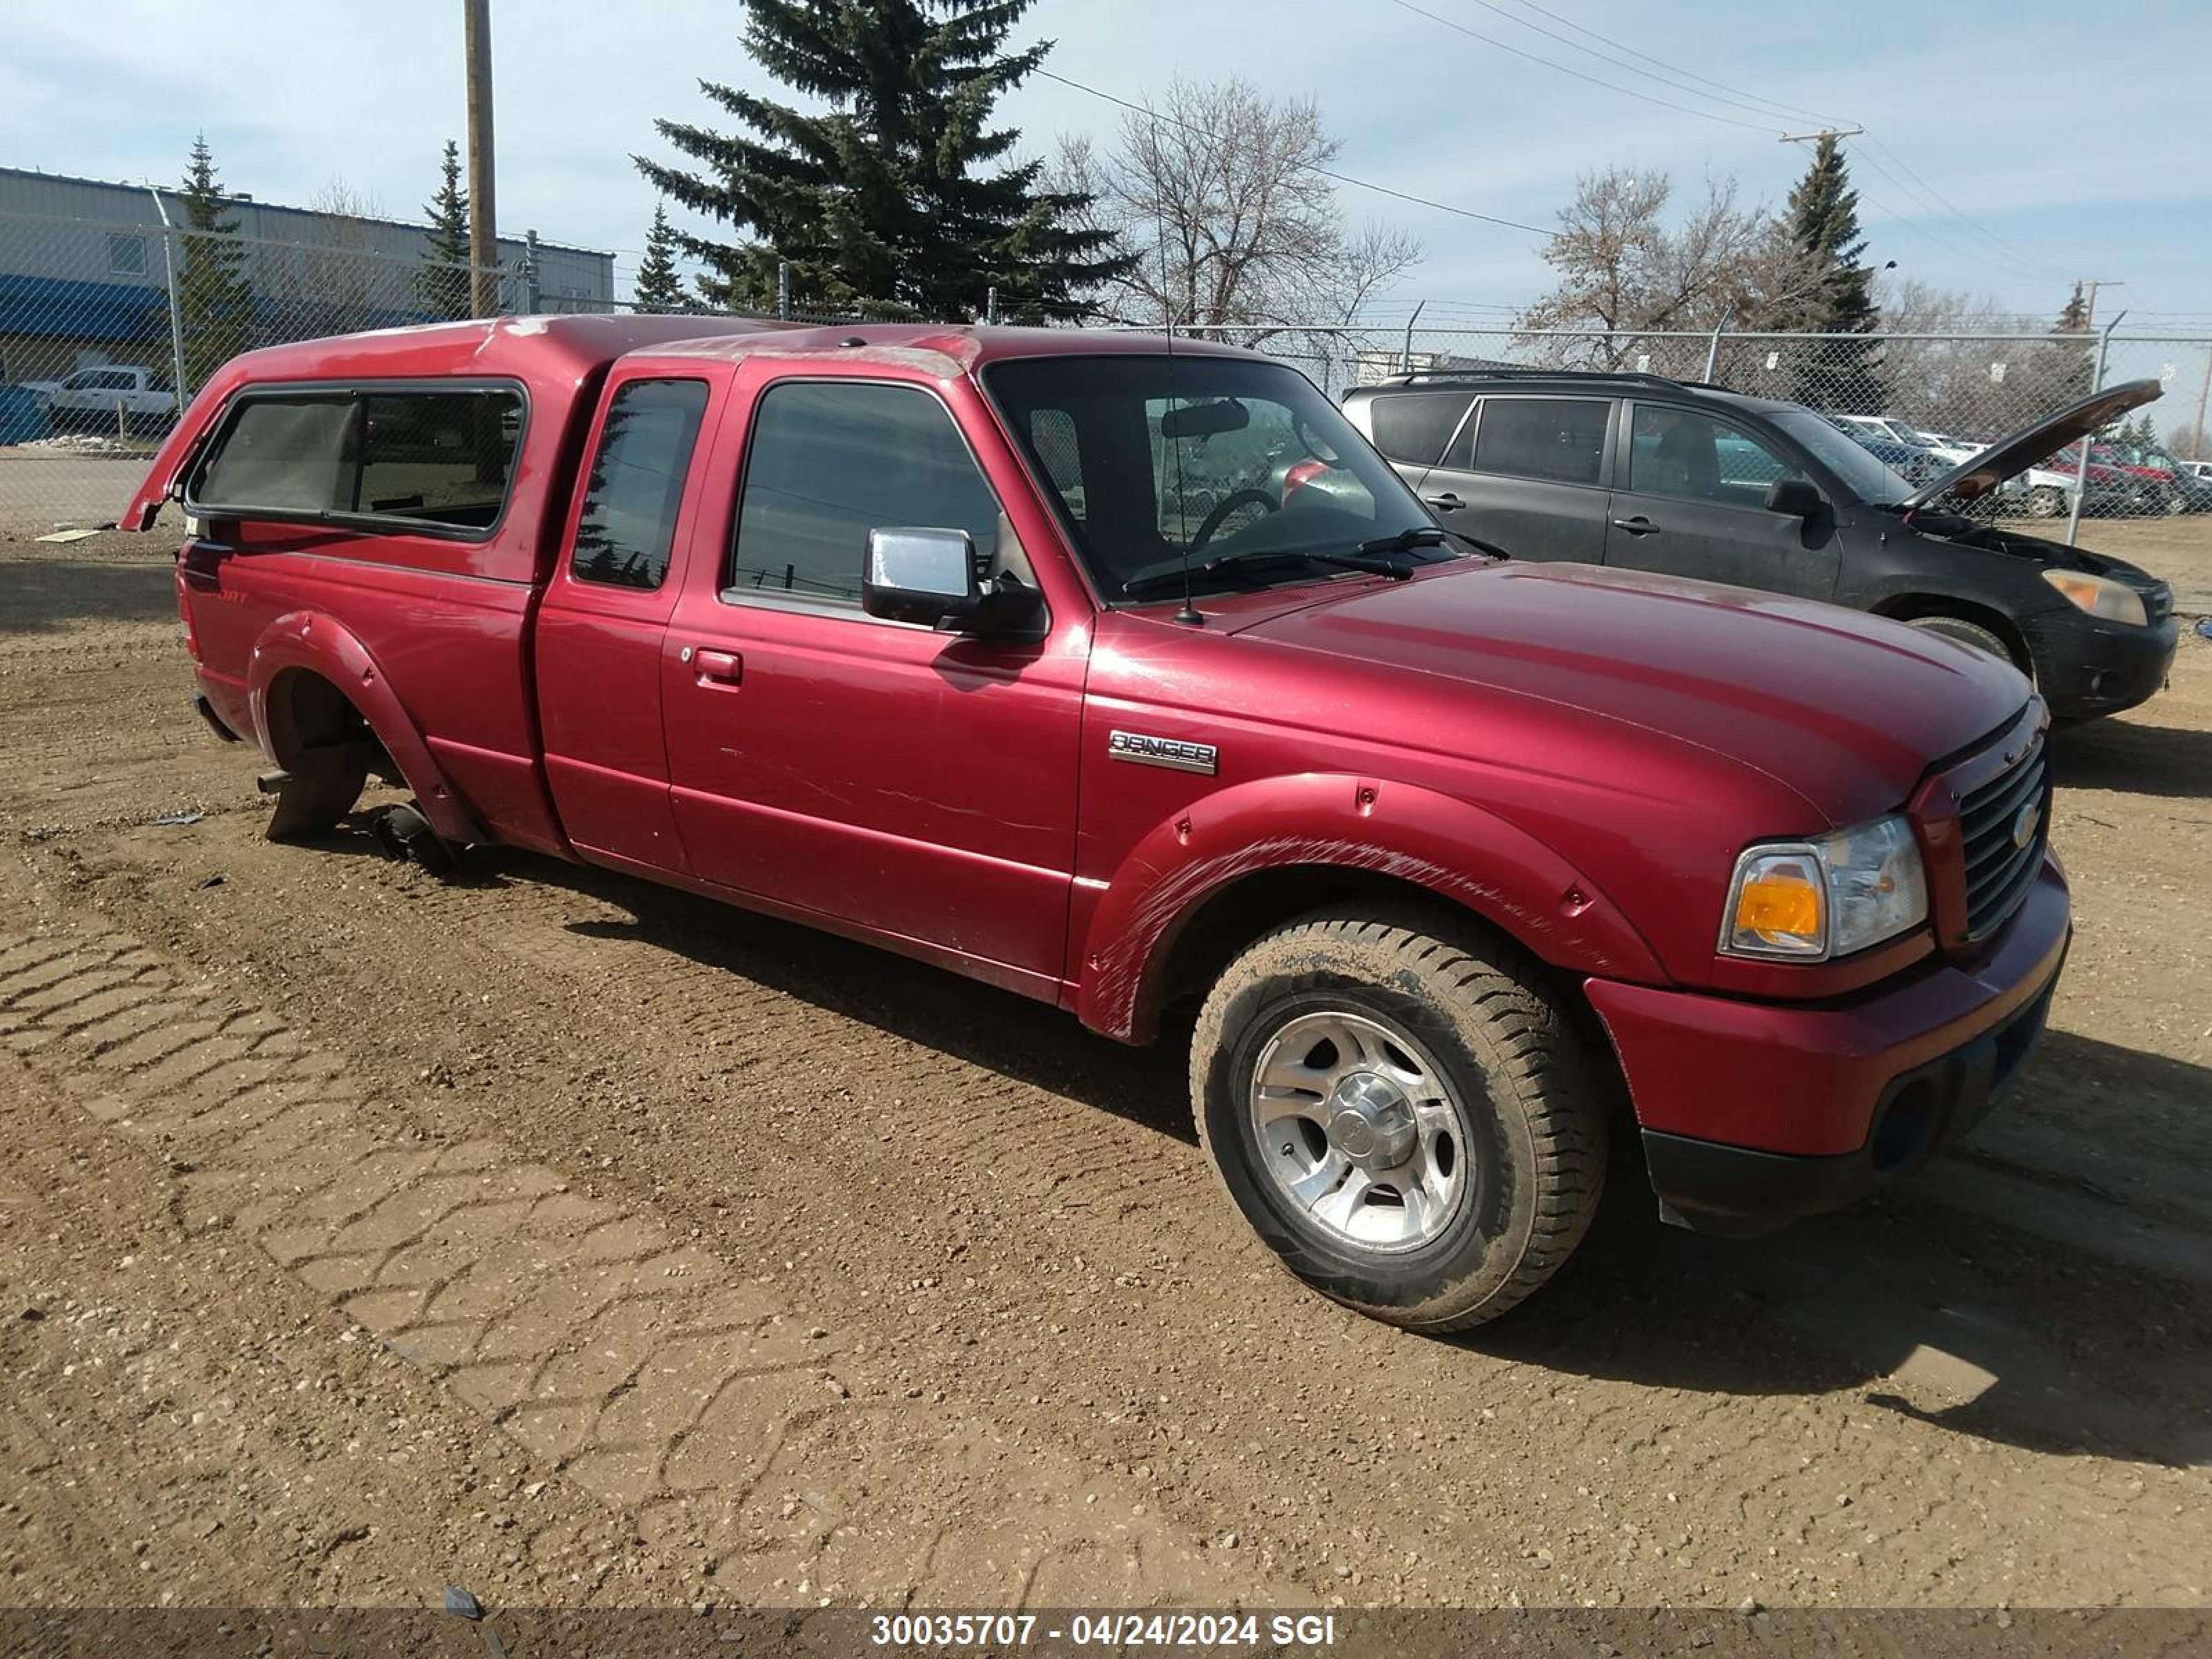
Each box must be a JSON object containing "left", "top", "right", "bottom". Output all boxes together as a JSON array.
[{"left": 1901, "top": 377, "right": 2164, "bottom": 510}]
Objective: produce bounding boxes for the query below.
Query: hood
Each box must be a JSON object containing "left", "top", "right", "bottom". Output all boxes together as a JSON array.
[
  {"left": 1236, "top": 561, "right": 2029, "bottom": 827},
  {"left": 1902, "top": 377, "right": 2163, "bottom": 509}
]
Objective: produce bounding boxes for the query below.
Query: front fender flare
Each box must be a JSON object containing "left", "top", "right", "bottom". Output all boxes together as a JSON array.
[
  {"left": 1076, "top": 772, "right": 1666, "bottom": 1041},
  {"left": 247, "top": 610, "right": 483, "bottom": 845}
]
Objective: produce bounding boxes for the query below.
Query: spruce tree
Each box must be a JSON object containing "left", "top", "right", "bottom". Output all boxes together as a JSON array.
[
  {"left": 418, "top": 140, "right": 473, "bottom": 321},
  {"left": 636, "top": 0, "right": 1128, "bottom": 319},
  {"left": 176, "top": 134, "right": 253, "bottom": 391},
  {"left": 632, "top": 203, "right": 690, "bottom": 312},
  {"left": 2056, "top": 283, "right": 2090, "bottom": 332},
  {"left": 1781, "top": 135, "right": 1884, "bottom": 412}
]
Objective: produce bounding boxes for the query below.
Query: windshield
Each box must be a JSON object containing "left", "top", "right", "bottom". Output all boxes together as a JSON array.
[
  {"left": 1774, "top": 410, "right": 1913, "bottom": 504},
  {"left": 984, "top": 354, "right": 1450, "bottom": 603}
]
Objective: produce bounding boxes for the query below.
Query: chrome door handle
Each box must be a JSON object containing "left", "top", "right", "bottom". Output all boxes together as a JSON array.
[
  {"left": 1425, "top": 492, "right": 1465, "bottom": 512},
  {"left": 1611, "top": 516, "right": 1660, "bottom": 535}
]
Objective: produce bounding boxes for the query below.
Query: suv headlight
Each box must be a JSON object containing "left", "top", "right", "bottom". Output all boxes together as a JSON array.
[
  {"left": 1721, "top": 814, "right": 1928, "bottom": 962},
  {"left": 2042, "top": 569, "right": 2147, "bottom": 626}
]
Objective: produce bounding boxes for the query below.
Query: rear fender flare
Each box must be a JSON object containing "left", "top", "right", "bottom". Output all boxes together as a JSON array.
[
  {"left": 246, "top": 610, "right": 483, "bottom": 845},
  {"left": 1077, "top": 772, "right": 1665, "bottom": 1041}
]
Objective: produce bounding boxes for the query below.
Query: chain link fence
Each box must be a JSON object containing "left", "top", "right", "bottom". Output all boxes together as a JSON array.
[
  {"left": 6, "top": 203, "right": 2209, "bottom": 540},
  {"left": 1177, "top": 322, "right": 2212, "bottom": 531},
  {"left": 0, "top": 207, "right": 529, "bottom": 531}
]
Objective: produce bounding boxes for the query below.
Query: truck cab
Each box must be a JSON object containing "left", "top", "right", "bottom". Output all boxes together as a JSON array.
[{"left": 126, "top": 315, "right": 2072, "bottom": 1331}]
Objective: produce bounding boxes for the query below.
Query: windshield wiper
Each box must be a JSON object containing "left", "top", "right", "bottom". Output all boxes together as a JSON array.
[
  {"left": 1356, "top": 525, "right": 1451, "bottom": 559},
  {"left": 1123, "top": 547, "right": 1413, "bottom": 598}
]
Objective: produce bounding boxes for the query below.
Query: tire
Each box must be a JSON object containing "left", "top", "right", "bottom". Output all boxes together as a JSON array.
[
  {"left": 1190, "top": 903, "right": 1606, "bottom": 1331},
  {"left": 2027, "top": 485, "right": 2065, "bottom": 518},
  {"left": 1904, "top": 613, "right": 2019, "bottom": 671}
]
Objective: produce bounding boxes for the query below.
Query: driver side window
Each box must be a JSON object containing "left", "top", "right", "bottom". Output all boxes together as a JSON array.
[
  {"left": 727, "top": 381, "right": 1008, "bottom": 608},
  {"left": 1629, "top": 406, "right": 1792, "bottom": 507}
]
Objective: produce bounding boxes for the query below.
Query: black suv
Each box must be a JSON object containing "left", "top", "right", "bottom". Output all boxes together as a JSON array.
[{"left": 1342, "top": 371, "right": 2178, "bottom": 720}]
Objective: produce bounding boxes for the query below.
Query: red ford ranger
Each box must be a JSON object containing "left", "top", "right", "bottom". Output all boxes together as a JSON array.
[{"left": 124, "top": 316, "right": 2070, "bottom": 1330}]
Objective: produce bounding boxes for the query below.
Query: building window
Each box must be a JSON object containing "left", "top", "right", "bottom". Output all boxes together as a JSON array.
[{"left": 107, "top": 234, "right": 148, "bottom": 277}]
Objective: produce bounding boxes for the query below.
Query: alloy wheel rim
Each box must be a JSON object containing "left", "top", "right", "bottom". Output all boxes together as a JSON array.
[{"left": 1247, "top": 1009, "right": 1471, "bottom": 1254}]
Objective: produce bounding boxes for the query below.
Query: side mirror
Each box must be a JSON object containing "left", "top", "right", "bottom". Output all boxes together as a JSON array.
[
  {"left": 1764, "top": 476, "right": 1824, "bottom": 518},
  {"left": 863, "top": 526, "right": 1042, "bottom": 637}
]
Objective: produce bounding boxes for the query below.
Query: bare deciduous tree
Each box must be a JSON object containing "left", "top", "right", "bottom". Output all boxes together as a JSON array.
[
  {"left": 1516, "top": 167, "right": 1794, "bottom": 366},
  {"left": 263, "top": 177, "right": 394, "bottom": 332},
  {"left": 1051, "top": 77, "right": 1421, "bottom": 337}
]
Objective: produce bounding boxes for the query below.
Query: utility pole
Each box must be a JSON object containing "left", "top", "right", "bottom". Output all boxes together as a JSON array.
[
  {"left": 2076, "top": 279, "right": 2124, "bottom": 329},
  {"left": 463, "top": 0, "right": 500, "bottom": 317},
  {"left": 1777, "top": 125, "right": 1864, "bottom": 145}
]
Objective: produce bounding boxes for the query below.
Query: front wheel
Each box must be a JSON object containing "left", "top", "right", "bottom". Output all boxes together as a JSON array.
[
  {"left": 1902, "top": 613, "right": 2027, "bottom": 678},
  {"left": 2027, "top": 485, "right": 2065, "bottom": 518},
  {"left": 1190, "top": 905, "right": 1607, "bottom": 1331}
]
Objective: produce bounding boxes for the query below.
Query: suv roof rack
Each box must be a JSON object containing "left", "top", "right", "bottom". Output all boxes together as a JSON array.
[{"left": 1373, "top": 368, "right": 1735, "bottom": 395}]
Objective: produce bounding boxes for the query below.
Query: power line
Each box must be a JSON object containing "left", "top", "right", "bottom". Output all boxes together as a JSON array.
[
  {"left": 1381, "top": 0, "right": 1783, "bottom": 134},
  {"left": 1459, "top": 0, "right": 1835, "bottom": 126},
  {"left": 1858, "top": 135, "right": 2072, "bottom": 281},
  {"left": 1485, "top": 0, "right": 1846, "bottom": 126},
  {"left": 1030, "top": 66, "right": 1553, "bottom": 236},
  {"left": 1839, "top": 140, "right": 2054, "bottom": 281},
  {"left": 1404, "top": 0, "right": 2081, "bottom": 286}
]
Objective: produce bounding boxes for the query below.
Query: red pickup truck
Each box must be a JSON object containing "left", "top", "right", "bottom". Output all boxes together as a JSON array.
[{"left": 124, "top": 315, "right": 2070, "bottom": 1330}]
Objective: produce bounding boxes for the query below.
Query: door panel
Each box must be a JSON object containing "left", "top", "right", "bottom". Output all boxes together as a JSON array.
[
  {"left": 659, "top": 374, "right": 1085, "bottom": 989},
  {"left": 1415, "top": 395, "right": 1613, "bottom": 563},
  {"left": 536, "top": 375, "right": 720, "bottom": 872},
  {"left": 1603, "top": 401, "right": 1841, "bottom": 601}
]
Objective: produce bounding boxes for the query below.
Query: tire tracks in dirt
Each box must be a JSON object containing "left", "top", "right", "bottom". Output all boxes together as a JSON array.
[{"left": 0, "top": 913, "right": 1261, "bottom": 1608}]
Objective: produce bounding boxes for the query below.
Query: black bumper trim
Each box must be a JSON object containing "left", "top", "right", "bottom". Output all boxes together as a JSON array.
[
  {"left": 1644, "top": 960, "right": 2062, "bottom": 1237},
  {"left": 192, "top": 693, "right": 241, "bottom": 744}
]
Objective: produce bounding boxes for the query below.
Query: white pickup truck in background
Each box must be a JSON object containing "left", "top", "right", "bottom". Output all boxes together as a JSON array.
[{"left": 22, "top": 365, "right": 178, "bottom": 435}]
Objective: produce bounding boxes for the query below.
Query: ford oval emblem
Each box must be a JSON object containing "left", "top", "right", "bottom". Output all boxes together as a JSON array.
[{"left": 2011, "top": 800, "right": 2041, "bottom": 851}]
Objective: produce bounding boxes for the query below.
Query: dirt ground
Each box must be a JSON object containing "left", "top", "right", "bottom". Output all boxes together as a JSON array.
[{"left": 0, "top": 518, "right": 2207, "bottom": 1615}]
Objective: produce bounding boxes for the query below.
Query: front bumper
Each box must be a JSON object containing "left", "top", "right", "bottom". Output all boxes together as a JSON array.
[
  {"left": 2023, "top": 609, "right": 2179, "bottom": 720},
  {"left": 1585, "top": 859, "right": 2070, "bottom": 1236}
]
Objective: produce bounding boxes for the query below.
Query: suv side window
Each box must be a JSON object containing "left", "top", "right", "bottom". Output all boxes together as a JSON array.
[
  {"left": 1456, "top": 397, "right": 1609, "bottom": 485},
  {"left": 728, "top": 380, "right": 1003, "bottom": 608},
  {"left": 1368, "top": 392, "right": 1472, "bottom": 467},
  {"left": 570, "top": 379, "right": 711, "bottom": 592},
  {"left": 1628, "top": 405, "right": 1792, "bottom": 507}
]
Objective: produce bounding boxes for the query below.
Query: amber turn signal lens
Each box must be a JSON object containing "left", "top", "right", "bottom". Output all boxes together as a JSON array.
[{"left": 1734, "top": 870, "right": 1821, "bottom": 939}]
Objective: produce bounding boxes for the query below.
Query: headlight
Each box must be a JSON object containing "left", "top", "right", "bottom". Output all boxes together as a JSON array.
[
  {"left": 2042, "top": 569, "right": 2147, "bottom": 626},
  {"left": 1721, "top": 814, "right": 1928, "bottom": 962}
]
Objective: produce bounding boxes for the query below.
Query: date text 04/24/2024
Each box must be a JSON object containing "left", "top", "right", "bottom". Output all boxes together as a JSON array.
[{"left": 868, "top": 1612, "right": 1339, "bottom": 1649}]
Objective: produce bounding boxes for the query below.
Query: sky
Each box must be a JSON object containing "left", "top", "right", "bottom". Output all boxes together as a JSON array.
[{"left": 3, "top": 0, "right": 2209, "bottom": 332}]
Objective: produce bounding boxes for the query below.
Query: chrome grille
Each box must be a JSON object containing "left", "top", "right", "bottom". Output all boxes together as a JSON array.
[{"left": 1957, "top": 729, "right": 2050, "bottom": 939}]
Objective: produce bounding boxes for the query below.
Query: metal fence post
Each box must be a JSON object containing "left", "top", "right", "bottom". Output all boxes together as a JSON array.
[
  {"left": 145, "top": 186, "right": 192, "bottom": 402},
  {"left": 2065, "top": 312, "right": 2124, "bottom": 548},
  {"left": 986, "top": 285, "right": 998, "bottom": 325},
  {"left": 776, "top": 259, "right": 791, "bottom": 321},
  {"left": 1702, "top": 312, "right": 1730, "bottom": 383},
  {"left": 523, "top": 228, "right": 541, "bottom": 314}
]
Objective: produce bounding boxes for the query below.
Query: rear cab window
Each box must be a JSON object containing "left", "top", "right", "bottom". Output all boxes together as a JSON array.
[
  {"left": 186, "top": 382, "right": 526, "bottom": 539},
  {"left": 569, "top": 379, "right": 712, "bottom": 591},
  {"left": 1453, "top": 397, "right": 1611, "bottom": 485}
]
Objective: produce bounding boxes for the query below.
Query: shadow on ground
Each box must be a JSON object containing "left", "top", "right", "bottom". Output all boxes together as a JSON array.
[
  {"left": 2056, "top": 705, "right": 2212, "bottom": 800},
  {"left": 0, "top": 554, "right": 174, "bottom": 635},
  {"left": 311, "top": 823, "right": 2212, "bottom": 1471}
]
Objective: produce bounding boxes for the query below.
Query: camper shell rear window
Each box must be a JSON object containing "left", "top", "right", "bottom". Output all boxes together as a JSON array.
[{"left": 185, "top": 380, "right": 527, "bottom": 539}]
